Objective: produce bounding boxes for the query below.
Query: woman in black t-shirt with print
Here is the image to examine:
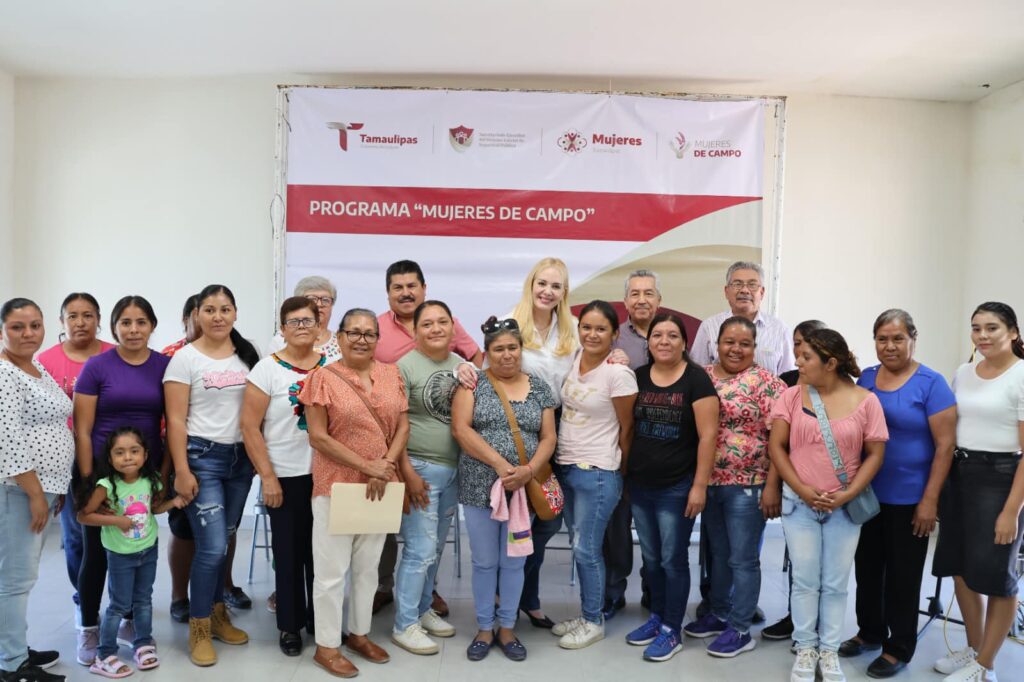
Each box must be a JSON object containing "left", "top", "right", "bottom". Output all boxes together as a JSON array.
[{"left": 622, "top": 313, "right": 719, "bottom": 663}]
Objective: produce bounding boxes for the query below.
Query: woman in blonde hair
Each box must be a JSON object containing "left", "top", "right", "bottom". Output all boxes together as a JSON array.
[{"left": 507, "top": 257, "right": 580, "bottom": 629}]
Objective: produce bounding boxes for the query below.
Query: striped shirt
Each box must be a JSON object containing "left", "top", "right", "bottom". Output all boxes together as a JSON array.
[{"left": 690, "top": 310, "right": 795, "bottom": 376}]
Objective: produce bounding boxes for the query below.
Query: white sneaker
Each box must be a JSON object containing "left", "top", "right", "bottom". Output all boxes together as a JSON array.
[
  {"left": 942, "top": 660, "right": 997, "bottom": 682},
  {"left": 818, "top": 650, "right": 846, "bottom": 682},
  {"left": 790, "top": 647, "right": 818, "bottom": 682},
  {"left": 552, "top": 616, "right": 585, "bottom": 637},
  {"left": 558, "top": 620, "right": 605, "bottom": 649},
  {"left": 419, "top": 609, "right": 455, "bottom": 638},
  {"left": 936, "top": 647, "right": 978, "bottom": 674},
  {"left": 390, "top": 623, "right": 439, "bottom": 655},
  {"left": 76, "top": 626, "right": 99, "bottom": 666}
]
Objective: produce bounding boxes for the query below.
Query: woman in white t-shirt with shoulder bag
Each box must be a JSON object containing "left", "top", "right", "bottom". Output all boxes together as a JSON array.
[
  {"left": 241, "top": 297, "right": 325, "bottom": 658},
  {"left": 931, "top": 302, "right": 1024, "bottom": 682},
  {"left": 163, "top": 284, "right": 259, "bottom": 668}
]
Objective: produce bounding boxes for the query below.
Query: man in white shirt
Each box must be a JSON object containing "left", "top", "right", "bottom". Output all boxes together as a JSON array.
[{"left": 689, "top": 261, "right": 794, "bottom": 376}]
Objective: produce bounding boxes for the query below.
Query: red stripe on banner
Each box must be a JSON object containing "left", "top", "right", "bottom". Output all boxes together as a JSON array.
[{"left": 286, "top": 185, "right": 760, "bottom": 241}]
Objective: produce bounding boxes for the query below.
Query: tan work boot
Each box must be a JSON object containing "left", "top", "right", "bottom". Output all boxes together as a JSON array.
[
  {"left": 189, "top": 617, "right": 217, "bottom": 666},
  {"left": 211, "top": 602, "right": 249, "bottom": 645}
]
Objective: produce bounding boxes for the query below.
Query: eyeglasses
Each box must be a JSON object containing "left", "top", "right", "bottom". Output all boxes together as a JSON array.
[
  {"left": 481, "top": 318, "right": 520, "bottom": 334},
  {"left": 340, "top": 329, "right": 380, "bottom": 342},
  {"left": 305, "top": 295, "right": 335, "bottom": 306},
  {"left": 727, "top": 280, "right": 762, "bottom": 292},
  {"left": 283, "top": 318, "right": 317, "bottom": 329}
]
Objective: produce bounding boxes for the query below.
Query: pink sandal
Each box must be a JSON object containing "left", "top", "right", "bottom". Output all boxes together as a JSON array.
[
  {"left": 133, "top": 645, "right": 159, "bottom": 670},
  {"left": 89, "top": 655, "right": 133, "bottom": 678}
]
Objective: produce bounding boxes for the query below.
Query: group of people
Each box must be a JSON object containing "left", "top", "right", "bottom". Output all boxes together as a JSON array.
[{"left": 1, "top": 258, "right": 1022, "bottom": 682}]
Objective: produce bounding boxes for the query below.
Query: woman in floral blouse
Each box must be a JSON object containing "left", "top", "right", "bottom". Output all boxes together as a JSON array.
[{"left": 683, "top": 316, "right": 786, "bottom": 658}]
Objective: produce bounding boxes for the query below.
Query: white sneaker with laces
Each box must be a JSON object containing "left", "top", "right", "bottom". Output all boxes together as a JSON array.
[
  {"left": 390, "top": 623, "right": 439, "bottom": 655},
  {"left": 935, "top": 647, "right": 978, "bottom": 674},
  {"left": 419, "top": 609, "right": 455, "bottom": 638},
  {"left": 818, "top": 649, "right": 846, "bottom": 682},
  {"left": 942, "top": 660, "right": 997, "bottom": 682},
  {"left": 790, "top": 647, "right": 818, "bottom": 682},
  {"left": 558, "top": 620, "right": 605, "bottom": 649},
  {"left": 552, "top": 616, "right": 585, "bottom": 637}
]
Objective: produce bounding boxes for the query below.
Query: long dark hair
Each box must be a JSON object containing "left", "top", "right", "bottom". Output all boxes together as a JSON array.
[
  {"left": 110, "top": 295, "right": 158, "bottom": 343},
  {"left": 80, "top": 426, "right": 164, "bottom": 511},
  {"left": 803, "top": 328, "right": 861, "bottom": 379},
  {"left": 972, "top": 301, "right": 1024, "bottom": 360},
  {"left": 196, "top": 284, "right": 259, "bottom": 369}
]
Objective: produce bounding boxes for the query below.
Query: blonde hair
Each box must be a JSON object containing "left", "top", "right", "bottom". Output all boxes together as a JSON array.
[{"left": 510, "top": 257, "right": 578, "bottom": 357}]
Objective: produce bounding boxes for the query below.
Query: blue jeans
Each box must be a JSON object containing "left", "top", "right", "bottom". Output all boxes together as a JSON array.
[
  {"left": 463, "top": 504, "right": 527, "bottom": 630},
  {"left": 781, "top": 484, "right": 862, "bottom": 652},
  {"left": 61, "top": 479, "right": 83, "bottom": 605},
  {"left": 394, "top": 459, "right": 458, "bottom": 631},
  {"left": 98, "top": 545, "right": 158, "bottom": 658},
  {"left": 562, "top": 464, "right": 623, "bottom": 624},
  {"left": 0, "top": 486, "right": 57, "bottom": 672},
  {"left": 629, "top": 477, "right": 695, "bottom": 631},
  {"left": 703, "top": 484, "right": 766, "bottom": 633},
  {"left": 184, "top": 436, "right": 254, "bottom": 618}
]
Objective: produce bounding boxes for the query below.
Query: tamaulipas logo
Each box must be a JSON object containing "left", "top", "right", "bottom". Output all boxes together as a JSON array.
[
  {"left": 557, "top": 129, "right": 588, "bottom": 154},
  {"left": 449, "top": 125, "right": 474, "bottom": 152},
  {"left": 326, "top": 122, "right": 364, "bottom": 151}
]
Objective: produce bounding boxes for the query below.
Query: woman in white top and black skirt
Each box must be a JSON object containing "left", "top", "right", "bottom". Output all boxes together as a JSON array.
[{"left": 932, "top": 302, "right": 1024, "bottom": 682}]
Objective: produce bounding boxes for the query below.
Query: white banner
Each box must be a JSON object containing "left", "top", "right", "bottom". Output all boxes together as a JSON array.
[{"left": 282, "top": 87, "right": 769, "bottom": 340}]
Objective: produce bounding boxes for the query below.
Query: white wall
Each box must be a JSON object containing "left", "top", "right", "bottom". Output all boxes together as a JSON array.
[
  {"left": 13, "top": 76, "right": 280, "bottom": 350},
  {"left": 0, "top": 69, "right": 13, "bottom": 296},
  {"left": 11, "top": 78, "right": 980, "bottom": 378},
  {"left": 961, "top": 79, "right": 1024, "bottom": 360}
]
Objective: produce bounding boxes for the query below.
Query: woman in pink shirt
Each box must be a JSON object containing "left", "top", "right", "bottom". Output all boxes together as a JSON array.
[
  {"left": 769, "top": 329, "right": 888, "bottom": 682},
  {"left": 36, "top": 292, "right": 114, "bottom": 639}
]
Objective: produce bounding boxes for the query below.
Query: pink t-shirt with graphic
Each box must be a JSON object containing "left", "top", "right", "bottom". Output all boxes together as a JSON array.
[
  {"left": 163, "top": 343, "right": 250, "bottom": 444},
  {"left": 557, "top": 354, "right": 638, "bottom": 471},
  {"left": 770, "top": 385, "right": 889, "bottom": 494}
]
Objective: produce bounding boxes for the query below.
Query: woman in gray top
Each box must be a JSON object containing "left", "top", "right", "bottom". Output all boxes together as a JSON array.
[{"left": 452, "top": 317, "right": 556, "bottom": 663}]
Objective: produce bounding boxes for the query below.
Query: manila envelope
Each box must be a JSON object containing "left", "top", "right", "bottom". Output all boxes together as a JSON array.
[{"left": 328, "top": 482, "right": 405, "bottom": 535}]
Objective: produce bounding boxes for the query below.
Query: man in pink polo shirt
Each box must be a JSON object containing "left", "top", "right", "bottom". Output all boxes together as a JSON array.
[
  {"left": 373, "top": 260, "right": 483, "bottom": 617},
  {"left": 375, "top": 260, "right": 483, "bottom": 365}
]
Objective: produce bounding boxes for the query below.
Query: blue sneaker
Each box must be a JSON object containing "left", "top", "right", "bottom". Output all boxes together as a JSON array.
[
  {"left": 683, "top": 613, "right": 727, "bottom": 638},
  {"left": 625, "top": 614, "right": 662, "bottom": 646},
  {"left": 643, "top": 625, "right": 683, "bottom": 662},
  {"left": 707, "top": 627, "right": 756, "bottom": 658}
]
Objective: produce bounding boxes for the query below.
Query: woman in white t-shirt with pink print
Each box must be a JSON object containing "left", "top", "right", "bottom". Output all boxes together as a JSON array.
[
  {"left": 163, "top": 284, "right": 259, "bottom": 667},
  {"left": 552, "top": 300, "right": 638, "bottom": 651}
]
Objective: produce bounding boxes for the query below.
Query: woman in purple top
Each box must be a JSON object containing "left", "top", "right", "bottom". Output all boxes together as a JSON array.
[
  {"left": 72, "top": 296, "right": 170, "bottom": 666},
  {"left": 837, "top": 309, "right": 956, "bottom": 678}
]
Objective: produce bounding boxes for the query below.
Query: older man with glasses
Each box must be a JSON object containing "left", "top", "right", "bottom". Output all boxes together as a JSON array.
[{"left": 689, "top": 261, "right": 794, "bottom": 376}]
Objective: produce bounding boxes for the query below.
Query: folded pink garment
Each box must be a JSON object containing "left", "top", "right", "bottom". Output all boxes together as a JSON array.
[{"left": 489, "top": 479, "right": 533, "bottom": 557}]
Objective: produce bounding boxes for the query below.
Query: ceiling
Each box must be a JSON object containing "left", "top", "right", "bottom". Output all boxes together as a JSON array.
[{"left": 1, "top": 1, "right": 1022, "bottom": 101}]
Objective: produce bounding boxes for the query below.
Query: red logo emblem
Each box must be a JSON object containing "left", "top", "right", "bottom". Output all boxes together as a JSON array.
[
  {"left": 326, "top": 122, "right": 365, "bottom": 151},
  {"left": 557, "top": 129, "right": 588, "bottom": 154},
  {"left": 449, "top": 125, "right": 474, "bottom": 152}
]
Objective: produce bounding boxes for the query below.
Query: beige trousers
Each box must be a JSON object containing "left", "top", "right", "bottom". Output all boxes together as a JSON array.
[{"left": 311, "top": 495, "right": 387, "bottom": 647}]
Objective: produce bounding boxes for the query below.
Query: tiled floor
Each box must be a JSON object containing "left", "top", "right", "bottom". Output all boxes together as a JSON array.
[{"left": 22, "top": 523, "right": 1024, "bottom": 681}]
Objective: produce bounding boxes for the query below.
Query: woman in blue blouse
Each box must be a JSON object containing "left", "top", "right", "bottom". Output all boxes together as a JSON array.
[{"left": 839, "top": 309, "right": 956, "bottom": 678}]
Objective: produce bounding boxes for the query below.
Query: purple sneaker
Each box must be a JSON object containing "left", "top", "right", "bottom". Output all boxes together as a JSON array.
[
  {"left": 683, "top": 613, "right": 727, "bottom": 638},
  {"left": 707, "top": 627, "right": 757, "bottom": 658}
]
